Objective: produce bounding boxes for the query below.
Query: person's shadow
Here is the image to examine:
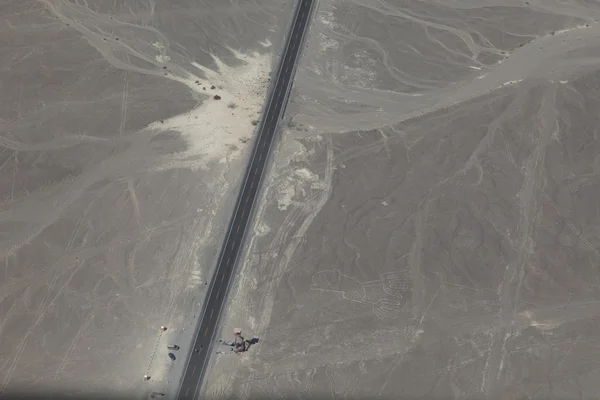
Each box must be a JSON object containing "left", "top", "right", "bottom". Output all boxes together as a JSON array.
[{"left": 245, "top": 338, "right": 259, "bottom": 349}]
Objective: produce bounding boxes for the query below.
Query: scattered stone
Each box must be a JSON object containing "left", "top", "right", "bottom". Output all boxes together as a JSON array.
[
  {"left": 213, "top": 95, "right": 221, "bottom": 100},
  {"left": 195, "top": 80, "right": 200, "bottom": 84},
  {"left": 251, "top": 119, "right": 259, "bottom": 126},
  {"left": 163, "top": 66, "right": 167, "bottom": 69},
  {"left": 211, "top": 85, "right": 216, "bottom": 89}
]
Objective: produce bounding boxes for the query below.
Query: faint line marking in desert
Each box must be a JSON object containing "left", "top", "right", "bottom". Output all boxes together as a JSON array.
[{"left": 310, "top": 268, "right": 413, "bottom": 319}]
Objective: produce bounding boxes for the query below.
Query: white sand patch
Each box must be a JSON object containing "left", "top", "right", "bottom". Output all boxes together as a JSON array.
[
  {"left": 304, "top": 133, "right": 322, "bottom": 142},
  {"left": 148, "top": 48, "right": 272, "bottom": 170},
  {"left": 276, "top": 183, "right": 296, "bottom": 211},
  {"left": 273, "top": 133, "right": 309, "bottom": 169},
  {"left": 308, "top": 60, "right": 324, "bottom": 75},
  {"left": 317, "top": 31, "right": 339, "bottom": 53},
  {"left": 295, "top": 168, "right": 323, "bottom": 189},
  {"left": 260, "top": 38, "right": 272, "bottom": 48},
  {"left": 500, "top": 79, "right": 522, "bottom": 87},
  {"left": 294, "top": 167, "right": 317, "bottom": 181},
  {"left": 553, "top": 23, "right": 593, "bottom": 36},
  {"left": 275, "top": 167, "right": 324, "bottom": 211},
  {"left": 254, "top": 222, "right": 271, "bottom": 237},
  {"left": 318, "top": 10, "right": 337, "bottom": 29},
  {"left": 155, "top": 55, "right": 171, "bottom": 63},
  {"left": 341, "top": 64, "right": 376, "bottom": 87}
]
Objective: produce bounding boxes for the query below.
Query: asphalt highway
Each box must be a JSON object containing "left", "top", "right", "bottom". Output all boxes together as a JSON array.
[{"left": 175, "top": 1, "right": 314, "bottom": 399}]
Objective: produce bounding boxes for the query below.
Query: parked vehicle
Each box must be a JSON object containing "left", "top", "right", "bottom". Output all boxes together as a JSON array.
[
  {"left": 167, "top": 344, "right": 180, "bottom": 350},
  {"left": 168, "top": 352, "right": 176, "bottom": 361}
]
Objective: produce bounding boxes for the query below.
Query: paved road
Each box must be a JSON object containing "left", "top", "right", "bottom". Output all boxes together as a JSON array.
[{"left": 175, "top": 1, "right": 314, "bottom": 399}]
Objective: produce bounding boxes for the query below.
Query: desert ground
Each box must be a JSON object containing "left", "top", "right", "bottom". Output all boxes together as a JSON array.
[
  {"left": 205, "top": 0, "right": 600, "bottom": 399},
  {"left": 0, "top": 0, "right": 294, "bottom": 398}
]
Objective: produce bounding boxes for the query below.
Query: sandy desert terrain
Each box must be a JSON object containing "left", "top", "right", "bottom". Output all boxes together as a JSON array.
[
  {"left": 0, "top": 0, "right": 294, "bottom": 398},
  {"left": 205, "top": 0, "right": 600, "bottom": 399}
]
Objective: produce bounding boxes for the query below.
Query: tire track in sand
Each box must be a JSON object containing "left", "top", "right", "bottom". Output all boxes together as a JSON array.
[
  {"left": 256, "top": 137, "right": 334, "bottom": 332},
  {"left": 0, "top": 260, "right": 83, "bottom": 397},
  {"left": 480, "top": 84, "right": 558, "bottom": 397}
]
